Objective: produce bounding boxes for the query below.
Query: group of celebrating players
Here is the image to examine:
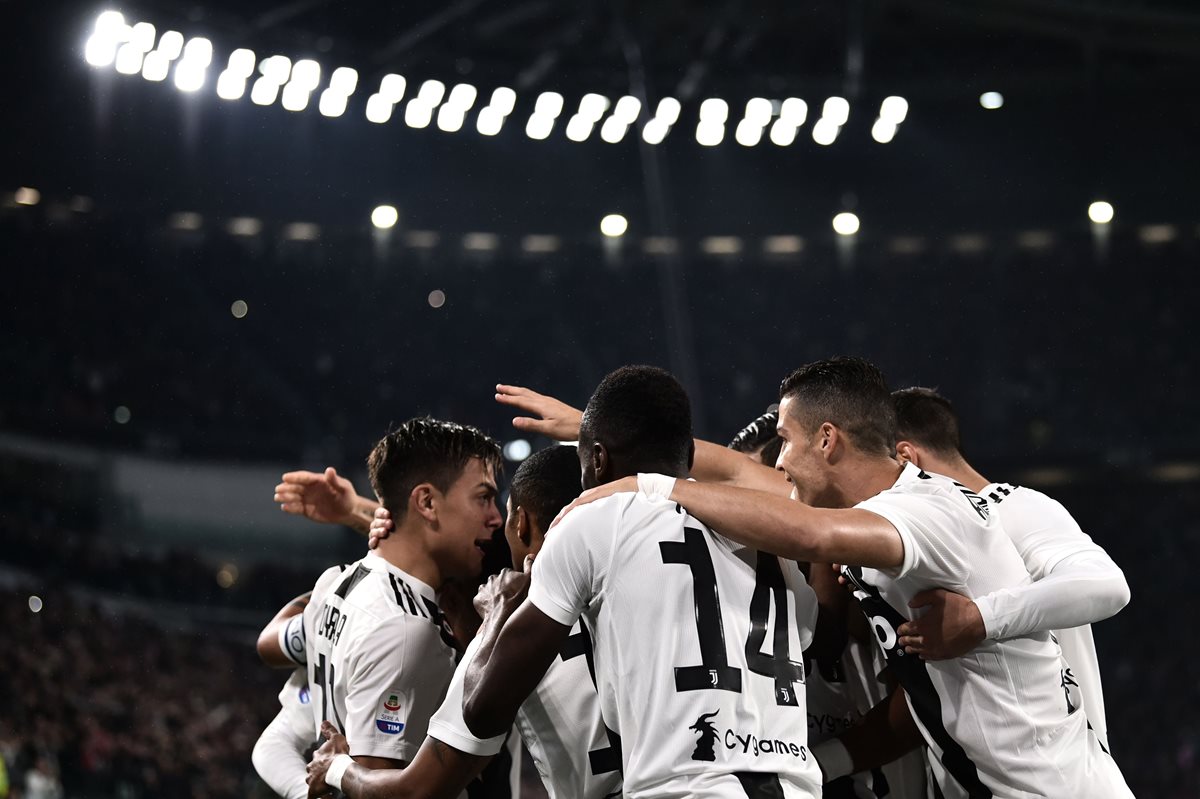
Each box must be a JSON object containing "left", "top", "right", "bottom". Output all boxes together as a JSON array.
[{"left": 248, "top": 357, "right": 1133, "bottom": 799}]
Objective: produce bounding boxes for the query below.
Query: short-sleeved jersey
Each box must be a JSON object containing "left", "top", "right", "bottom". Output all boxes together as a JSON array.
[
  {"left": 982, "top": 482, "right": 1111, "bottom": 749},
  {"left": 847, "top": 464, "right": 1131, "bottom": 798},
  {"left": 429, "top": 623, "right": 623, "bottom": 799},
  {"left": 303, "top": 551, "right": 457, "bottom": 763},
  {"left": 278, "top": 668, "right": 316, "bottom": 742},
  {"left": 528, "top": 490, "right": 823, "bottom": 799}
]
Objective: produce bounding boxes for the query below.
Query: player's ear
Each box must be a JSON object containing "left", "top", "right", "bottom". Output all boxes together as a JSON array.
[
  {"left": 820, "top": 422, "right": 839, "bottom": 462},
  {"left": 515, "top": 506, "right": 534, "bottom": 547},
  {"left": 592, "top": 441, "right": 611, "bottom": 484},
  {"left": 411, "top": 483, "right": 438, "bottom": 524},
  {"left": 895, "top": 440, "right": 918, "bottom": 466}
]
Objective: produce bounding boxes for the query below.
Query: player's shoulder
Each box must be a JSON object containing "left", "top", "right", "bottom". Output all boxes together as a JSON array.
[{"left": 311, "top": 562, "right": 352, "bottom": 604}]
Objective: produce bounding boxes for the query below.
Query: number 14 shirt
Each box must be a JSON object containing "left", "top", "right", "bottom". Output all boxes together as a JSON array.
[{"left": 529, "top": 491, "right": 823, "bottom": 799}]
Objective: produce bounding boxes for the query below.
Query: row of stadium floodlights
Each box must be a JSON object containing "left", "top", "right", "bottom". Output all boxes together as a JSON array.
[{"left": 83, "top": 11, "right": 911, "bottom": 147}]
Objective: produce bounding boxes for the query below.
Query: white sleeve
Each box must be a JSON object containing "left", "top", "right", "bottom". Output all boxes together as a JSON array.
[
  {"left": 527, "top": 500, "right": 614, "bottom": 626},
  {"left": 996, "top": 488, "right": 1109, "bottom": 579},
  {"left": 252, "top": 709, "right": 312, "bottom": 799},
  {"left": 973, "top": 549, "right": 1131, "bottom": 641},
  {"left": 427, "top": 638, "right": 508, "bottom": 756},
  {"left": 855, "top": 490, "right": 970, "bottom": 586},
  {"left": 344, "top": 616, "right": 447, "bottom": 762}
]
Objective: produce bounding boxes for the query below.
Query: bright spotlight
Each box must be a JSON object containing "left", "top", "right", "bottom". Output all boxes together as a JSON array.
[
  {"left": 417, "top": 79, "right": 446, "bottom": 106},
  {"left": 281, "top": 83, "right": 311, "bottom": 112},
  {"left": 525, "top": 114, "right": 554, "bottom": 140},
  {"left": 436, "top": 104, "right": 466, "bottom": 132},
  {"left": 503, "top": 439, "right": 532, "bottom": 461},
  {"left": 832, "top": 212, "right": 860, "bottom": 236},
  {"left": 85, "top": 34, "right": 118, "bottom": 67},
  {"left": 227, "top": 49, "right": 257, "bottom": 78},
  {"left": 871, "top": 118, "right": 898, "bottom": 143},
  {"left": 251, "top": 76, "right": 281, "bottom": 106},
  {"left": 330, "top": 67, "right": 358, "bottom": 95},
  {"left": 14, "top": 187, "right": 41, "bottom": 206},
  {"left": 744, "top": 97, "right": 772, "bottom": 127},
  {"left": 115, "top": 42, "right": 144, "bottom": 75},
  {"left": 95, "top": 10, "right": 127, "bottom": 36},
  {"left": 182, "top": 37, "right": 213, "bottom": 67},
  {"left": 1088, "top": 201, "right": 1115, "bottom": 225},
  {"left": 734, "top": 118, "right": 764, "bottom": 147},
  {"left": 656, "top": 96, "right": 682, "bottom": 126},
  {"left": 260, "top": 55, "right": 292, "bottom": 84},
  {"left": 769, "top": 119, "right": 797, "bottom": 146},
  {"left": 880, "top": 96, "right": 908, "bottom": 124},
  {"left": 612, "top": 95, "right": 642, "bottom": 124},
  {"left": 599, "top": 116, "right": 628, "bottom": 143},
  {"left": 379, "top": 74, "right": 406, "bottom": 103},
  {"left": 446, "top": 83, "right": 477, "bottom": 110},
  {"left": 600, "top": 214, "right": 628, "bottom": 238},
  {"left": 642, "top": 117, "right": 669, "bottom": 144},
  {"left": 699, "top": 98, "right": 729, "bottom": 123},
  {"left": 490, "top": 87, "right": 517, "bottom": 116},
  {"left": 217, "top": 72, "right": 247, "bottom": 100},
  {"left": 371, "top": 205, "right": 399, "bottom": 229},
  {"left": 174, "top": 61, "right": 206, "bottom": 92},
  {"left": 319, "top": 89, "right": 349, "bottom": 117},
  {"left": 476, "top": 106, "right": 504, "bottom": 136},
  {"left": 821, "top": 97, "right": 850, "bottom": 126},
  {"left": 534, "top": 91, "right": 564, "bottom": 119},
  {"left": 130, "top": 22, "right": 156, "bottom": 53},
  {"left": 404, "top": 99, "right": 433, "bottom": 128},
  {"left": 579, "top": 93, "right": 609, "bottom": 121},
  {"left": 812, "top": 117, "right": 839, "bottom": 145},
  {"left": 157, "top": 31, "right": 184, "bottom": 60},
  {"left": 365, "top": 94, "right": 393, "bottom": 123},
  {"left": 142, "top": 50, "right": 169, "bottom": 81},
  {"left": 980, "top": 91, "right": 1004, "bottom": 110},
  {"left": 565, "top": 115, "right": 594, "bottom": 142},
  {"left": 696, "top": 119, "right": 725, "bottom": 147},
  {"left": 290, "top": 59, "right": 321, "bottom": 90}
]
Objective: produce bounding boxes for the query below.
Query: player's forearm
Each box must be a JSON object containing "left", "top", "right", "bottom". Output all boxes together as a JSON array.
[
  {"left": 257, "top": 592, "right": 311, "bottom": 667},
  {"left": 817, "top": 686, "right": 921, "bottom": 779},
  {"left": 973, "top": 550, "right": 1131, "bottom": 641},
  {"left": 692, "top": 439, "right": 790, "bottom": 495},
  {"left": 345, "top": 495, "right": 381, "bottom": 535},
  {"left": 341, "top": 738, "right": 489, "bottom": 799},
  {"left": 251, "top": 713, "right": 310, "bottom": 799}
]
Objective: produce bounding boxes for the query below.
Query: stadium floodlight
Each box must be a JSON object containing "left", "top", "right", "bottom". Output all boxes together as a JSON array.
[
  {"left": 525, "top": 113, "right": 554, "bottom": 140},
  {"left": 95, "top": 10, "right": 127, "bottom": 37},
  {"left": 174, "top": 60, "right": 207, "bottom": 92},
  {"left": 642, "top": 117, "right": 669, "bottom": 145},
  {"left": 227, "top": 49, "right": 257, "bottom": 78},
  {"left": 612, "top": 95, "right": 642, "bottom": 124},
  {"left": 744, "top": 97, "right": 772, "bottom": 127},
  {"left": 1088, "top": 201, "right": 1115, "bottom": 225},
  {"left": 364, "top": 93, "right": 393, "bottom": 123},
  {"left": 871, "top": 118, "right": 898, "bottom": 143},
  {"left": 250, "top": 76, "right": 281, "bottom": 106},
  {"left": 157, "top": 30, "right": 184, "bottom": 60},
  {"left": 182, "top": 37, "right": 213, "bottom": 67},
  {"left": 476, "top": 106, "right": 504, "bottom": 135},
  {"left": 217, "top": 72, "right": 247, "bottom": 100},
  {"left": 436, "top": 104, "right": 466, "bottom": 132},
  {"left": 880, "top": 95, "right": 908, "bottom": 124},
  {"left": 534, "top": 91, "right": 564, "bottom": 119},
  {"left": 699, "top": 98, "right": 729, "bottom": 123},
  {"left": 734, "top": 118, "right": 764, "bottom": 147},
  {"left": 142, "top": 50, "right": 169, "bottom": 81},
  {"left": 379, "top": 73, "right": 406, "bottom": 103},
  {"left": 404, "top": 99, "right": 433, "bottom": 128},
  {"left": 599, "top": 116, "right": 628, "bottom": 143},
  {"left": 503, "top": 439, "right": 532, "bottom": 461},
  {"left": 696, "top": 119, "right": 725, "bottom": 146},
  {"left": 769, "top": 119, "right": 797, "bottom": 146},
  {"left": 490, "top": 87, "right": 517, "bottom": 116},
  {"left": 832, "top": 212, "right": 860, "bottom": 236},
  {"left": 371, "top": 205, "right": 399, "bottom": 229},
  {"left": 600, "top": 214, "right": 628, "bottom": 237},
  {"left": 318, "top": 89, "right": 349, "bottom": 117},
  {"left": 565, "top": 114, "right": 595, "bottom": 142},
  {"left": 417, "top": 79, "right": 446, "bottom": 106},
  {"left": 980, "top": 91, "right": 1004, "bottom": 110},
  {"left": 329, "top": 67, "right": 358, "bottom": 95},
  {"left": 290, "top": 59, "right": 321, "bottom": 90},
  {"left": 14, "top": 187, "right": 40, "bottom": 206},
  {"left": 812, "top": 116, "right": 839, "bottom": 145},
  {"left": 655, "top": 96, "right": 682, "bottom": 126},
  {"left": 822, "top": 96, "right": 850, "bottom": 126},
  {"left": 260, "top": 55, "right": 292, "bottom": 84},
  {"left": 85, "top": 33, "right": 118, "bottom": 67},
  {"left": 281, "top": 82, "right": 311, "bottom": 112},
  {"left": 115, "top": 42, "right": 144, "bottom": 75},
  {"left": 446, "top": 83, "right": 477, "bottom": 110},
  {"left": 130, "top": 22, "right": 156, "bottom": 53},
  {"left": 779, "top": 97, "right": 807, "bottom": 126},
  {"left": 579, "top": 93, "right": 609, "bottom": 121}
]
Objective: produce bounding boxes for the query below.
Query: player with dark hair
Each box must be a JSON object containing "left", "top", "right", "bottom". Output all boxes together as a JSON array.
[
  {"left": 728, "top": 409, "right": 783, "bottom": 467},
  {"left": 463, "top": 365, "right": 824, "bottom": 798},
  {"left": 553, "top": 357, "right": 1131, "bottom": 798},
  {"left": 890, "top": 387, "right": 1129, "bottom": 752},
  {"left": 306, "top": 444, "right": 624, "bottom": 799}
]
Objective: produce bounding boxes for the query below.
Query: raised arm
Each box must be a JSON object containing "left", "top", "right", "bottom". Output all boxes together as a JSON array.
[{"left": 274, "top": 467, "right": 379, "bottom": 535}]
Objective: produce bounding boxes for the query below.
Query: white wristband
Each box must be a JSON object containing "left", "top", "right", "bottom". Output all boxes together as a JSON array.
[
  {"left": 637, "top": 473, "right": 677, "bottom": 501},
  {"left": 325, "top": 754, "right": 354, "bottom": 791},
  {"left": 812, "top": 738, "right": 854, "bottom": 782}
]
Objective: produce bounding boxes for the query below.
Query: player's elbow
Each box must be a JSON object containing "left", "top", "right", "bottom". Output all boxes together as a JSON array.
[
  {"left": 1103, "top": 571, "right": 1131, "bottom": 617},
  {"left": 461, "top": 692, "right": 506, "bottom": 740},
  {"left": 256, "top": 623, "right": 290, "bottom": 667}
]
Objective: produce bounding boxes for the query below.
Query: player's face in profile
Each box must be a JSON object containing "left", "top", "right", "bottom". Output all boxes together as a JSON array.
[
  {"left": 435, "top": 457, "right": 503, "bottom": 578},
  {"left": 775, "top": 397, "right": 827, "bottom": 506}
]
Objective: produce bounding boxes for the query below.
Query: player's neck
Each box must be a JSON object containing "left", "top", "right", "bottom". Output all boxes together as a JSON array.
[
  {"left": 833, "top": 454, "right": 906, "bottom": 506},
  {"left": 373, "top": 525, "right": 445, "bottom": 590},
  {"left": 924, "top": 455, "right": 989, "bottom": 493}
]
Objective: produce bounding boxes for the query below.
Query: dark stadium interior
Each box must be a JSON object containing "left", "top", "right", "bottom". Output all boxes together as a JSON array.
[{"left": 3, "top": 1, "right": 1199, "bottom": 797}]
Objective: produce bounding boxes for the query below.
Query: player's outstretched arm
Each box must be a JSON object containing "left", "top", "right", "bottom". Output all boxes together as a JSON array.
[
  {"left": 275, "top": 467, "right": 379, "bottom": 534},
  {"left": 813, "top": 686, "right": 922, "bottom": 782},
  {"left": 257, "top": 591, "right": 311, "bottom": 668},
  {"left": 307, "top": 723, "right": 489, "bottom": 799}
]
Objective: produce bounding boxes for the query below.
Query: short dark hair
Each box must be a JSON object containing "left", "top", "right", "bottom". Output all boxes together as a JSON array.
[
  {"left": 729, "top": 410, "right": 783, "bottom": 467},
  {"left": 892, "top": 387, "right": 962, "bottom": 457},
  {"left": 579, "top": 365, "right": 693, "bottom": 468},
  {"left": 367, "top": 417, "right": 502, "bottom": 520},
  {"left": 778, "top": 356, "right": 896, "bottom": 456},
  {"left": 509, "top": 446, "right": 582, "bottom": 529}
]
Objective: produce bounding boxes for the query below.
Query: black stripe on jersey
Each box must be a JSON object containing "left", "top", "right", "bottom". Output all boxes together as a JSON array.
[
  {"left": 560, "top": 620, "right": 624, "bottom": 777},
  {"left": 733, "top": 772, "right": 785, "bottom": 798},
  {"left": 987, "top": 483, "right": 1018, "bottom": 506},
  {"left": 334, "top": 564, "right": 371, "bottom": 599},
  {"left": 841, "top": 566, "right": 993, "bottom": 799}
]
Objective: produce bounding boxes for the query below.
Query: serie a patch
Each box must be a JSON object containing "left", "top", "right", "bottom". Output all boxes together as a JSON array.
[{"left": 376, "top": 693, "right": 406, "bottom": 735}]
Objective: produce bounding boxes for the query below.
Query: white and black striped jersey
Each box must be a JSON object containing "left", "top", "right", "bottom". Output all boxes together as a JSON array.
[
  {"left": 251, "top": 670, "right": 315, "bottom": 799},
  {"left": 846, "top": 464, "right": 1132, "bottom": 798},
  {"left": 302, "top": 551, "right": 457, "bottom": 764},
  {"left": 429, "top": 623, "right": 623, "bottom": 799},
  {"left": 979, "top": 482, "right": 1113, "bottom": 750},
  {"left": 529, "top": 491, "right": 823, "bottom": 799}
]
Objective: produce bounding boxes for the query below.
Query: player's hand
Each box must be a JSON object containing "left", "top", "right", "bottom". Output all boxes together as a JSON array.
[
  {"left": 306, "top": 721, "right": 349, "bottom": 797},
  {"left": 897, "top": 589, "right": 986, "bottom": 660},
  {"left": 368, "top": 506, "right": 394, "bottom": 550},
  {"left": 276, "top": 468, "right": 359, "bottom": 527},
  {"left": 472, "top": 568, "right": 532, "bottom": 618},
  {"left": 495, "top": 384, "right": 583, "bottom": 441},
  {"left": 549, "top": 476, "right": 638, "bottom": 529}
]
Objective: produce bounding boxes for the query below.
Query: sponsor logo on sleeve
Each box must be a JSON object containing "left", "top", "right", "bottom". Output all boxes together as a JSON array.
[{"left": 376, "top": 693, "right": 405, "bottom": 735}]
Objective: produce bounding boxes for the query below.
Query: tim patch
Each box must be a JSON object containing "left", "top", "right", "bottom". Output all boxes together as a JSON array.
[{"left": 376, "top": 693, "right": 405, "bottom": 735}]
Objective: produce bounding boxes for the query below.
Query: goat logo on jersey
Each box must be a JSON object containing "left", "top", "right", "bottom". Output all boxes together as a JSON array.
[{"left": 690, "top": 710, "right": 720, "bottom": 761}]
